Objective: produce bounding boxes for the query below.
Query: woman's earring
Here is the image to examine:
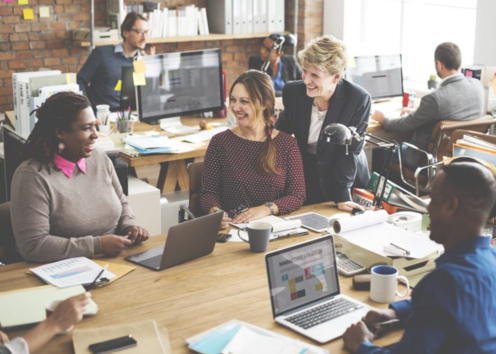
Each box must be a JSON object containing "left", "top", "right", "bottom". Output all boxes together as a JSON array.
[{"left": 58, "top": 142, "right": 65, "bottom": 153}]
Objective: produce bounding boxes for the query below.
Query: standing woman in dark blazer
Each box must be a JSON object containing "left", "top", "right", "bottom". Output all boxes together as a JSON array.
[{"left": 275, "top": 35, "right": 371, "bottom": 211}]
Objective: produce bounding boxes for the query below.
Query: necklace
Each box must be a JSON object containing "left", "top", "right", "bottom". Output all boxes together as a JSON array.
[
  {"left": 312, "top": 99, "right": 328, "bottom": 121},
  {"left": 238, "top": 127, "right": 266, "bottom": 142}
]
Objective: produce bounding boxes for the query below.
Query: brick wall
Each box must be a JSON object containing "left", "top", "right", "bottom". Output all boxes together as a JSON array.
[{"left": 0, "top": 0, "right": 323, "bottom": 113}]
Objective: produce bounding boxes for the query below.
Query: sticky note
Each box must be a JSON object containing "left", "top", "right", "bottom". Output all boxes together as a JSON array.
[
  {"left": 23, "top": 8, "right": 34, "bottom": 20},
  {"left": 347, "top": 56, "right": 356, "bottom": 68},
  {"left": 66, "top": 73, "right": 71, "bottom": 84},
  {"left": 18, "top": 0, "right": 28, "bottom": 4},
  {"left": 133, "top": 58, "right": 146, "bottom": 74},
  {"left": 491, "top": 77, "right": 496, "bottom": 97},
  {"left": 114, "top": 80, "right": 122, "bottom": 91},
  {"left": 39, "top": 6, "right": 50, "bottom": 18},
  {"left": 132, "top": 72, "right": 146, "bottom": 86},
  {"left": 3, "top": 0, "right": 13, "bottom": 3}
]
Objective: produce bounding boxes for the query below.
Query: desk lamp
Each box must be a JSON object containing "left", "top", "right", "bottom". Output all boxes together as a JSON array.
[{"left": 321, "top": 123, "right": 397, "bottom": 209}]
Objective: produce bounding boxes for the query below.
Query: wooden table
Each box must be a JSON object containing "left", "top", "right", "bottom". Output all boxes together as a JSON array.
[{"left": 0, "top": 204, "right": 404, "bottom": 353}]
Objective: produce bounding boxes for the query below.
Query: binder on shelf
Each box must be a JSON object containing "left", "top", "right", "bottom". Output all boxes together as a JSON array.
[
  {"left": 168, "top": 9, "right": 177, "bottom": 37},
  {"left": 200, "top": 8, "right": 209, "bottom": 35},
  {"left": 242, "top": 0, "right": 253, "bottom": 34},
  {"left": 267, "top": 0, "right": 277, "bottom": 33},
  {"left": 232, "top": 0, "right": 242, "bottom": 34},
  {"left": 207, "top": 0, "right": 232, "bottom": 34},
  {"left": 253, "top": 0, "right": 268, "bottom": 33},
  {"left": 275, "top": 0, "right": 285, "bottom": 32}
]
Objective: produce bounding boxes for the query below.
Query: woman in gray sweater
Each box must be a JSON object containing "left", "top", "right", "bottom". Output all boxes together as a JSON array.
[{"left": 11, "top": 92, "right": 149, "bottom": 263}]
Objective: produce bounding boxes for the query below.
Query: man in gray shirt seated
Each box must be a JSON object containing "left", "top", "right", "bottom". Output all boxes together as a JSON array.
[
  {"left": 372, "top": 42, "right": 484, "bottom": 155},
  {"left": 77, "top": 12, "right": 153, "bottom": 111}
]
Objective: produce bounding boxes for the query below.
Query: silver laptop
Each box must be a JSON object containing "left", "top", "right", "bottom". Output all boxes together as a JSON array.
[
  {"left": 265, "top": 235, "right": 373, "bottom": 343},
  {"left": 126, "top": 212, "right": 223, "bottom": 271}
]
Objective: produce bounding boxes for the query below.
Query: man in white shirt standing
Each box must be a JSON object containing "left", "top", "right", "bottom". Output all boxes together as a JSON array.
[{"left": 372, "top": 42, "right": 484, "bottom": 157}]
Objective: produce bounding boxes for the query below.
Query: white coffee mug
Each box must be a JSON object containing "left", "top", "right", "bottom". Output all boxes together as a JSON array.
[{"left": 370, "top": 265, "right": 409, "bottom": 303}]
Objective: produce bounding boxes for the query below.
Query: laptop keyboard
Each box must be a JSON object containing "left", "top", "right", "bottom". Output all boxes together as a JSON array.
[
  {"left": 140, "top": 255, "right": 162, "bottom": 269},
  {"left": 286, "top": 298, "right": 363, "bottom": 329}
]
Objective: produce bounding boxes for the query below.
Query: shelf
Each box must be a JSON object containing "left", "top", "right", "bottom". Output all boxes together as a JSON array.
[{"left": 73, "top": 32, "right": 276, "bottom": 47}]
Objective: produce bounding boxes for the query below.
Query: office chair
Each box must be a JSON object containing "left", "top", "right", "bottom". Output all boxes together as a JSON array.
[
  {"left": 2, "top": 125, "right": 27, "bottom": 202},
  {"left": 390, "top": 115, "right": 496, "bottom": 195},
  {"left": 0, "top": 201, "right": 23, "bottom": 264},
  {"left": 178, "top": 161, "right": 205, "bottom": 223}
]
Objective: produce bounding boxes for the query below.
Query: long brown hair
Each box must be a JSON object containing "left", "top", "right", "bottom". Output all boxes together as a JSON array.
[
  {"left": 229, "top": 70, "right": 277, "bottom": 174},
  {"left": 24, "top": 92, "right": 91, "bottom": 170}
]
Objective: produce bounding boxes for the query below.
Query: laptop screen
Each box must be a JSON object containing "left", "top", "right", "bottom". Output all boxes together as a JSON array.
[{"left": 265, "top": 235, "right": 340, "bottom": 317}]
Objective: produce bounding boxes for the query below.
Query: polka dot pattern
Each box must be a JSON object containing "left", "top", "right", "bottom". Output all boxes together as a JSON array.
[{"left": 201, "top": 129, "right": 306, "bottom": 218}]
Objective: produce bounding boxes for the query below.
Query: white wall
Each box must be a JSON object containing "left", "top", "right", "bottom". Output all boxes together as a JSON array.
[
  {"left": 473, "top": 0, "right": 496, "bottom": 65},
  {"left": 323, "top": 0, "right": 345, "bottom": 40}
]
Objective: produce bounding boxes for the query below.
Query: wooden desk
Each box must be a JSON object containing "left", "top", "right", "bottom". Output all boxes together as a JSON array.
[
  {"left": 1, "top": 204, "right": 403, "bottom": 353},
  {"left": 118, "top": 117, "right": 227, "bottom": 193}
]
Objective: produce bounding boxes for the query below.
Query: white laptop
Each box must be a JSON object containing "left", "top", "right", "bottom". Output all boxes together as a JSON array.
[{"left": 265, "top": 235, "right": 374, "bottom": 343}]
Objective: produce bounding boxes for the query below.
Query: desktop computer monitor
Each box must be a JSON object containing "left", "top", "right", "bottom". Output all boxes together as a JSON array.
[
  {"left": 120, "top": 65, "right": 137, "bottom": 111},
  {"left": 136, "top": 49, "right": 224, "bottom": 127},
  {"left": 346, "top": 54, "right": 404, "bottom": 100}
]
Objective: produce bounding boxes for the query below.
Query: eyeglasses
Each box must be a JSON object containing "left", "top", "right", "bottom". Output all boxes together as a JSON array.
[{"left": 130, "top": 29, "right": 149, "bottom": 36}]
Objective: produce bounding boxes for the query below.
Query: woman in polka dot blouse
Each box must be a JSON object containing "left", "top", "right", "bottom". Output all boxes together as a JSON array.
[{"left": 201, "top": 70, "right": 306, "bottom": 229}]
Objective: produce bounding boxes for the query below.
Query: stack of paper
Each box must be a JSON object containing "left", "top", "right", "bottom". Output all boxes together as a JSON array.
[
  {"left": 30, "top": 257, "right": 116, "bottom": 288},
  {"left": 123, "top": 135, "right": 183, "bottom": 154},
  {"left": 187, "top": 320, "right": 328, "bottom": 354}
]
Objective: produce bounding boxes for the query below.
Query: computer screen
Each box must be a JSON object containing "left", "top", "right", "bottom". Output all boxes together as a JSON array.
[
  {"left": 120, "top": 65, "right": 137, "bottom": 111},
  {"left": 136, "top": 49, "right": 224, "bottom": 124},
  {"left": 346, "top": 54, "right": 403, "bottom": 100}
]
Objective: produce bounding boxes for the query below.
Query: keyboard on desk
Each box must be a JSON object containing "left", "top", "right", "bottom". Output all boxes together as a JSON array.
[
  {"left": 182, "top": 127, "right": 229, "bottom": 144},
  {"left": 138, "top": 255, "right": 163, "bottom": 269},
  {"left": 286, "top": 297, "right": 363, "bottom": 330}
]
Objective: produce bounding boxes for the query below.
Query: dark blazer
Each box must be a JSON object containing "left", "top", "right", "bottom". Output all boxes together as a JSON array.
[
  {"left": 276, "top": 80, "right": 371, "bottom": 203},
  {"left": 249, "top": 54, "right": 302, "bottom": 96}
]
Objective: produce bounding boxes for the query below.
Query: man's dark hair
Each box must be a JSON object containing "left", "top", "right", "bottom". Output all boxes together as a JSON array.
[
  {"left": 434, "top": 42, "right": 462, "bottom": 71},
  {"left": 120, "top": 12, "right": 148, "bottom": 41},
  {"left": 443, "top": 162, "right": 496, "bottom": 219}
]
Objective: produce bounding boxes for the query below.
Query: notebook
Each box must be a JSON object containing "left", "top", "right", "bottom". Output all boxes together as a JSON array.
[
  {"left": 265, "top": 235, "right": 373, "bottom": 343},
  {"left": 0, "top": 285, "right": 98, "bottom": 328}
]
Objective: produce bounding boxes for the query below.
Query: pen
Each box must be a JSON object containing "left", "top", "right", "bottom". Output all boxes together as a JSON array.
[
  {"left": 390, "top": 243, "right": 410, "bottom": 256},
  {"left": 373, "top": 319, "right": 400, "bottom": 328},
  {"left": 277, "top": 230, "right": 309, "bottom": 239},
  {"left": 87, "top": 264, "right": 108, "bottom": 288}
]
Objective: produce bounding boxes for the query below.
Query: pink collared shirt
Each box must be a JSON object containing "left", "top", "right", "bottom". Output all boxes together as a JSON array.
[{"left": 54, "top": 154, "right": 87, "bottom": 178}]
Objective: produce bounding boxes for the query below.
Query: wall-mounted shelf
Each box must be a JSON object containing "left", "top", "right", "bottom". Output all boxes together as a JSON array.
[{"left": 73, "top": 32, "right": 276, "bottom": 47}]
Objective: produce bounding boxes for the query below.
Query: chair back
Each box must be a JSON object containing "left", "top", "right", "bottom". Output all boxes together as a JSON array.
[
  {"left": 428, "top": 115, "right": 496, "bottom": 162},
  {"left": 0, "top": 202, "right": 23, "bottom": 264},
  {"left": 188, "top": 161, "right": 205, "bottom": 218}
]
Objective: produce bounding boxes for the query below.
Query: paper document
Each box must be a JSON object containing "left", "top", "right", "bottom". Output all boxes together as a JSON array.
[
  {"left": 222, "top": 326, "right": 302, "bottom": 354},
  {"left": 30, "top": 257, "right": 115, "bottom": 288},
  {"left": 123, "top": 136, "right": 171, "bottom": 150},
  {"left": 332, "top": 210, "right": 443, "bottom": 259},
  {"left": 186, "top": 319, "right": 328, "bottom": 354},
  {"left": 230, "top": 215, "right": 301, "bottom": 232}
]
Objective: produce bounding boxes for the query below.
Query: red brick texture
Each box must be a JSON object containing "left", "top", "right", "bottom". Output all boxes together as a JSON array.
[{"left": 0, "top": 0, "right": 323, "bottom": 113}]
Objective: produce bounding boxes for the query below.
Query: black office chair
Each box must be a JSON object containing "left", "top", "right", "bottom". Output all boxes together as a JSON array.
[
  {"left": 2, "top": 124, "right": 26, "bottom": 202},
  {"left": 0, "top": 201, "right": 23, "bottom": 264},
  {"left": 178, "top": 162, "right": 205, "bottom": 223}
]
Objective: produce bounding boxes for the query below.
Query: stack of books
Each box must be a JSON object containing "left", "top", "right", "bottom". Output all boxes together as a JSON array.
[{"left": 453, "top": 134, "right": 496, "bottom": 166}]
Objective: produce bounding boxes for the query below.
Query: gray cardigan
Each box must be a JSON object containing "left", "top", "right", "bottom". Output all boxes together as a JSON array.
[
  {"left": 383, "top": 74, "right": 484, "bottom": 151},
  {"left": 11, "top": 148, "right": 137, "bottom": 263}
]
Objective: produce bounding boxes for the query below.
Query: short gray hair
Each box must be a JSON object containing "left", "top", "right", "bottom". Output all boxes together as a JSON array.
[{"left": 298, "top": 35, "right": 347, "bottom": 76}]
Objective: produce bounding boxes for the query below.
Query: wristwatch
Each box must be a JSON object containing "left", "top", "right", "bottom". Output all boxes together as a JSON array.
[{"left": 265, "top": 202, "right": 275, "bottom": 215}]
